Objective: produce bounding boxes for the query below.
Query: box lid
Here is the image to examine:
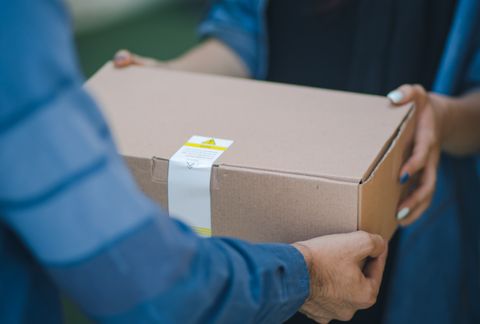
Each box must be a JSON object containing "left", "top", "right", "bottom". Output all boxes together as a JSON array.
[{"left": 86, "top": 63, "right": 412, "bottom": 183}]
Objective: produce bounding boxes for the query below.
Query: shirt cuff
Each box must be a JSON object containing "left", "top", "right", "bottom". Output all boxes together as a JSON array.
[
  {"left": 198, "top": 22, "right": 258, "bottom": 79},
  {"left": 258, "top": 243, "right": 310, "bottom": 318}
]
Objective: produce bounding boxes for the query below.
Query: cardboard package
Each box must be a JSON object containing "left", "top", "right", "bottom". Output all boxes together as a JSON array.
[{"left": 86, "top": 63, "right": 415, "bottom": 242}]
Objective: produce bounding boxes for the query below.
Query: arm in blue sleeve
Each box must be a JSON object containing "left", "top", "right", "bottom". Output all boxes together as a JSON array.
[
  {"left": 198, "top": 0, "right": 268, "bottom": 79},
  {"left": 0, "top": 1, "right": 309, "bottom": 323}
]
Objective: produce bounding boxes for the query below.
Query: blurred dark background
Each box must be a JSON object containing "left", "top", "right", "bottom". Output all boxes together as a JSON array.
[{"left": 67, "top": 1, "right": 204, "bottom": 322}]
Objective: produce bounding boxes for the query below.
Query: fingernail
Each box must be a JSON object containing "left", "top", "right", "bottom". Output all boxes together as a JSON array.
[
  {"left": 399, "top": 172, "right": 410, "bottom": 184},
  {"left": 114, "top": 52, "right": 128, "bottom": 61},
  {"left": 397, "top": 207, "right": 410, "bottom": 220},
  {"left": 114, "top": 55, "right": 127, "bottom": 62},
  {"left": 387, "top": 90, "right": 404, "bottom": 104}
]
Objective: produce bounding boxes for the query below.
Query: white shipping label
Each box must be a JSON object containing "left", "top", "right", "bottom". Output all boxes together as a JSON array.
[{"left": 168, "top": 136, "right": 233, "bottom": 237}]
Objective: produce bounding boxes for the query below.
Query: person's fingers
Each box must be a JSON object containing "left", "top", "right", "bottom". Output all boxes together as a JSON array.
[
  {"left": 399, "top": 128, "right": 433, "bottom": 183},
  {"left": 113, "top": 49, "right": 135, "bottom": 67},
  {"left": 363, "top": 243, "right": 388, "bottom": 283},
  {"left": 397, "top": 151, "right": 438, "bottom": 224},
  {"left": 399, "top": 200, "right": 431, "bottom": 227},
  {"left": 388, "top": 84, "right": 431, "bottom": 184},
  {"left": 387, "top": 84, "right": 427, "bottom": 107},
  {"left": 301, "top": 304, "right": 334, "bottom": 324},
  {"left": 387, "top": 84, "right": 411, "bottom": 105},
  {"left": 397, "top": 175, "right": 433, "bottom": 222},
  {"left": 336, "top": 309, "right": 356, "bottom": 322},
  {"left": 113, "top": 49, "right": 163, "bottom": 68},
  {"left": 398, "top": 124, "right": 436, "bottom": 183},
  {"left": 357, "top": 245, "right": 388, "bottom": 309},
  {"left": 354, "top": 232, "right": 386, "bottom": 261}
]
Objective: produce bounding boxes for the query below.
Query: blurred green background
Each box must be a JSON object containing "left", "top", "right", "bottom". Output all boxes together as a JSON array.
[
  {"left": 67, "top": 1, "right": 204, "bottom": 322},
  {"left": 74, "top": 0, "right": 204, "bottom": 78}
]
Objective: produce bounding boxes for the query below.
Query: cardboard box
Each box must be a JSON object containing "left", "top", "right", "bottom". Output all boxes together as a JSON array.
[{"left": 86, "top": 63, "right": 415, "bottom": 242}]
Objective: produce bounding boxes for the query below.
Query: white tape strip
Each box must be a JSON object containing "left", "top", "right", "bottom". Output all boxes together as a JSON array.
[{"left": 168, "top": 136, "right": 233, "bottom": 237}]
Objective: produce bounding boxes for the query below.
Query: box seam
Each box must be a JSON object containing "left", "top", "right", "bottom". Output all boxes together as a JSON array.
[
  {"left": 361, "top": 105, "right": 415, "bottom": 184},
  {"left": 149, "top": 156, "right": 360, "bottom": 184}
]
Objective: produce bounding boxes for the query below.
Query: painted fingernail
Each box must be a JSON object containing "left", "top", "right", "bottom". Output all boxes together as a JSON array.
[
  {"left": 400, "top": 172, "right": 410, "bottom": 184},
  {"left": 397, "top": 207, "right": 410, "bottom": 220},
  {"left": 387, "top": 90, "right": 405, "bottom": 104},
  {"left": 114, "top": 54, "right": 127, "bottom": 62}
]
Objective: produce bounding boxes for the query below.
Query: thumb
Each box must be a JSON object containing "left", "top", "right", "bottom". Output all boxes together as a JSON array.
[
  {"left": 354, "top": 232, "right": 386, "bottom": 261},
  {"left": 363, "top": 244, "right": 388, "bottom": 291}
]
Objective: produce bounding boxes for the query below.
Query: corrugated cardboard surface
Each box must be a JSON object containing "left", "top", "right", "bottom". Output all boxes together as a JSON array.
[
  {"left": 87, "top": 63, "right": 411, "bottom": 182},
  {"left": 87, "top": 63, "right": 414, "bottom": 242},
  {"left": 360, "top": 109, "right": 416, "bottom": 239}
]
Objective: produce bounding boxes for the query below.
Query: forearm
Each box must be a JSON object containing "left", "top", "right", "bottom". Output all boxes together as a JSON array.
[
  {"left": 437, "top": 89, "right": 480, "bottom": 156},
  {"left": 0, "top": 1, "right": 309, "bottom": 320},
  {"left": 0, "top": 87, "right": 308, "bottom": 322},
  {"left": 167, "top": 39, "right": 250, "bottom": 78},
  {"left": 119, "top": 0, "right": 259, "bottom": 79}
]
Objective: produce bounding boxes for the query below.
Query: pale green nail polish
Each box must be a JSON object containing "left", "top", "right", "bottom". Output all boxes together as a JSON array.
[
  {"left": 397, "top": 207, "right": 410, "bottom": 220},
  {"left": 387, "top": 90, "right": 404, "bottom": 104}
]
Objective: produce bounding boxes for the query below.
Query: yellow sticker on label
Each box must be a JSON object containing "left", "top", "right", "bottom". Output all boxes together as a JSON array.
[
  {"left": 184, "top": 142, "right": 228, "bottom": 151},
  {"left": 192, "top": 226, "right": 212, "bottom": 237},
  {"left": 202, "top": 138, "right": 217, "bottom": 145}
]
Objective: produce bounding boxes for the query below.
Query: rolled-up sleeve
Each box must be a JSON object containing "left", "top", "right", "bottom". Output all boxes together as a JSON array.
[
  {"left": 198, "top": 0, "right": 267, "bottom": 79},
  {"left": 0, "top": 0, "right": 309, "bottom": 323}
]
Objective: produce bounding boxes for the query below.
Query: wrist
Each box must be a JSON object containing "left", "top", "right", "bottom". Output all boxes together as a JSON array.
[
  {"left": 292, "top": 242, "right": 316, "bottom": 306},
  {"left": 430, "top": 93, "right": 455, "bottom": 146},
  {"left": 292, "top": 242, "right": 313, "bottom": 274}
]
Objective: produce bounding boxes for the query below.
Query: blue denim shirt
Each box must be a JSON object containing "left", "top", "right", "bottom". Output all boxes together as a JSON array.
[
  {"left": 199, "top": 1, "right": 480, "bottom": 323},
  {"left": 0, "top": 1, "right": 310, "bottom": 323}
]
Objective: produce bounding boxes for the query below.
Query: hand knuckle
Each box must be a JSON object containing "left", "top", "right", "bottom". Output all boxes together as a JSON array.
[
  {"left": 358, "top": 286, "right": 377, "bottom": 308},
  {"left": 338, "top": 309, "right": 355, "bottom": 321},
  {"left": 430, "top": 136, "right": 439, "bottom": 148},
  {"left": 360, "top": 296, "right": 377, "bottom": 309},
  {"left": 357, "top": 230, "right": 370, "bottom": 241},
  {"left": 367, "top": 290, "right": 378, "bottom": 307},
  {"left": 430, "top": 135, "right": 440, "bottom": 147},
  {"left": 413, "top": 84, "right": 426, "bottom": 93},
  {"left": 411, "top": 153, "right": 424, "bottom": 165},
  {"left": 363, "top": 234, "right": 375, "bottom": 249}
]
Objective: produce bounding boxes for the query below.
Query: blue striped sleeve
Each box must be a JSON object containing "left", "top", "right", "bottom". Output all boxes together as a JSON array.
[
  {"left": 0, "top": 77, "right": 306, "bottom": 321},
  {"left": 0, "top": 1, "right": 310, "bottom": 323},
  {"left": 198, "top": 0, "right": 267, "bottom": 79},
  {"left": 45, "top": 219, "right": 309, "bottom": 323},
  {"left": 2, "top": 125, "right": 309, "bottom": 322}
]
